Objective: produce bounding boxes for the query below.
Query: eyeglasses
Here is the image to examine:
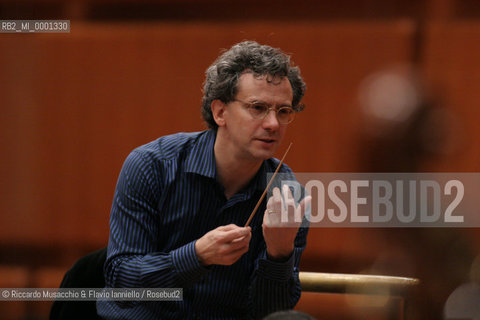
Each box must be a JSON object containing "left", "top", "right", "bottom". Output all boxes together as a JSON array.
[{"left": 232, "top": 99, "right": 295, "bottom": 124}]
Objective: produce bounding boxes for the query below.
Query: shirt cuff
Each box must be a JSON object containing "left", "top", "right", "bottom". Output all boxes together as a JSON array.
[
  {"left": 171, "top": 240, "right": 209, "bottom": 283},
  {"left": 256, "top": 250, "right": 295, "bottom": 282}
]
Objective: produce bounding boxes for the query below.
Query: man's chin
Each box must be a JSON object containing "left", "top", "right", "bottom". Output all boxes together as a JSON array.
[
  {"left": 252, "top": 148, "right": 277, "bottom": 161},
  {"left": 246, "top": 141, "right": 281, "bottom": 161}
]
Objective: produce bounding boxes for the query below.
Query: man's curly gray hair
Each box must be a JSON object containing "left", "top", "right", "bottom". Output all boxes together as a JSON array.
[{"left": 201, "top": 41, "right": 306, "bottom": 129}]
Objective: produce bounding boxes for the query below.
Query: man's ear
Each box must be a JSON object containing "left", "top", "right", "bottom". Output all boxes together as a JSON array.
[{"left": 211, "top": 99, "right": 227, "bottom": 127}]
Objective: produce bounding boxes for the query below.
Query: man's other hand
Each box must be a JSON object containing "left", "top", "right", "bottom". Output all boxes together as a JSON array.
[
  {"left": 263, "top": 185, "right": 311, "bottom": 260},
  {"left": 195, "top": 224, "right": 251, "bottom": 266}
]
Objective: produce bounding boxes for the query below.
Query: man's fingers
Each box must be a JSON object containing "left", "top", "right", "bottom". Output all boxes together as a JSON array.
[
  {"left": 220, "top": 226, "right": 251, "bottom": 243},
  {"left": 266, "top": 196, "right": 274, "bottom": 210},
  {"left": 223, "top": 243, "right": 250, "bottom": 260},
  {"left": 216, "top": 224, "right": 237, "bottom": 231},
  {"left": 231, "top": 228, "right": 252, "bottom": 244},
  {"left": 272, "top": 187, "right": 282, "bottom": 214},
  {"left": 272, "top": 186, "right": 281, "bottom": 198},
  {"left": 228, "top": 235, "right": 251, "bottom": 250},
  {"left": 231, "top": 235, "right": 245, "bottom": 243},
  {"left": 219, "top": 233, "right": 250, "bottom": 261},
  {"left": 282, "top": 184, "right": 293, "bottom": 201},
  {"left": 214, "top": 225, "right": 249, "bottom": 241},
  {"left": 292, "top": 195, "right": 311, "bottom": 224}
]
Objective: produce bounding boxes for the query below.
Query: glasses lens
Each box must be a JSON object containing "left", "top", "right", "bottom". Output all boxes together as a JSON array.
[
  {"left": 248, "top": 103, "right": 269, "bottom": 119},
  {"left": 277, "top": 107, "right": 295, "bottom": 124}
]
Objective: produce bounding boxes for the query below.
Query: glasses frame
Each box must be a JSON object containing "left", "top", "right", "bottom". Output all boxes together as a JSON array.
[{"left": 232, "top": 99, "right": 296, "bottom": 124}]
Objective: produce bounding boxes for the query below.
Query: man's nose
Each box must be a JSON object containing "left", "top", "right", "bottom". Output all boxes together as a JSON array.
[{"left": 262, "top": 109, "right": 280, "bottom": 130}]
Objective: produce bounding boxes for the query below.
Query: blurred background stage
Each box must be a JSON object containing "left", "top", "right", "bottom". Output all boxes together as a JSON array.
[{"left": 1, "top": 0, "right": 480, "bottom": 319}]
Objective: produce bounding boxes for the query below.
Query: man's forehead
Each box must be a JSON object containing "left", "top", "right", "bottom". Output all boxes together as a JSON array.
[{"left": 236, "top": 72, "right": 293, "bottom": 102}]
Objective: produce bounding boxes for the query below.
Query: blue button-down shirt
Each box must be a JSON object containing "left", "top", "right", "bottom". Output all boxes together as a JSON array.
[{"left": 97, "top": 129, "right": 308, "bottom": 320}]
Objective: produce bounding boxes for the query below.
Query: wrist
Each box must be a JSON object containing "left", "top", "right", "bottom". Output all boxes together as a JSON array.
[
  {"left": 266, "top": 248, "right": 293, "bottom": 262},
  {"left": 194, "top": 239, "right": 208, "bottom": 266}
]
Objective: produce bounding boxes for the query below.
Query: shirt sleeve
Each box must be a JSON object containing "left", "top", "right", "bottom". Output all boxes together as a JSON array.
[
  {"left": 248, "top": 224, "right": 309, "bottom": 319},
  {"left": 103, "top": 150, "right": 209, "bottom": 296}
]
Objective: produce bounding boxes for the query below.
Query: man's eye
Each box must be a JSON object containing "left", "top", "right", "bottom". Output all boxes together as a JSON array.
[
  {"left": 251, "top": 104, "right": 267, "bottom": 112},
  {"left": 278, "top": 108, "right": 293, "bottom": 115}
]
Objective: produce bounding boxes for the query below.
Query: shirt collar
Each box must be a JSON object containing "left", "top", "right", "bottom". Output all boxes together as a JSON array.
[
  {"left": 184, "top": 129, "right": 275, "bottom": 193},
  {"left": 183, "top": 129, "right": 217, "bottom": 178}
]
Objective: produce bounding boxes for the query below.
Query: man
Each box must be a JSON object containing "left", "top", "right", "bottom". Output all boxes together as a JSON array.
[{"left": 97, "top": 41, "right": 311, "bottom": 319}]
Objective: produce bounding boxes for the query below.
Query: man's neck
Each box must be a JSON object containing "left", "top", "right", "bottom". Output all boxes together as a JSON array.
[{"left": 214, "top": 137, "right": 263, "bottom": 200}]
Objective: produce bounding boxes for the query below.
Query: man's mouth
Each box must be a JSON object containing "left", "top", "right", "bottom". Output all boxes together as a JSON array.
[{"left": 257, "top": 138, "right": 276, "bottom": 144}]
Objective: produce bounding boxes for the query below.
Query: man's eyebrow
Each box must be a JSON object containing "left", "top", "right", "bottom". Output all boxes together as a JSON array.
[{"left": 249, "top": 100, "right": 293, "bottom": 108}]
